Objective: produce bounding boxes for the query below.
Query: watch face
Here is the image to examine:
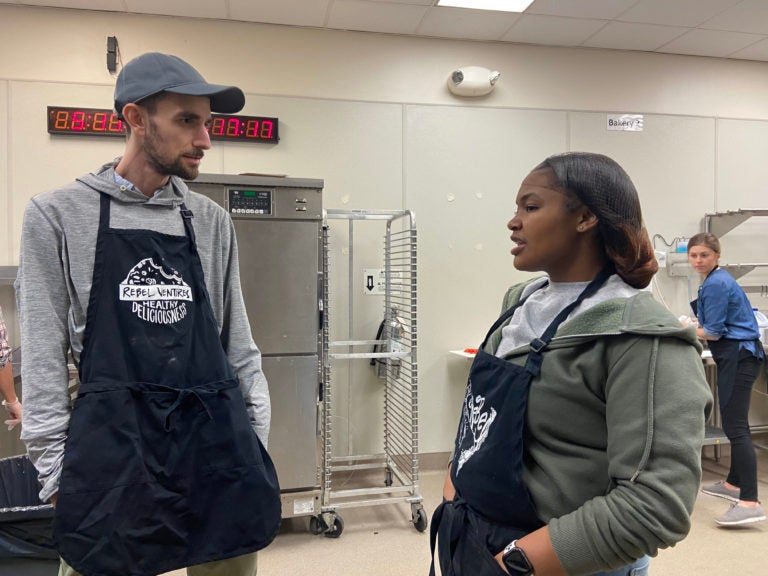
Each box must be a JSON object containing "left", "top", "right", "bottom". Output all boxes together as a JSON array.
[{"left": 503, "top": 549, "right": 533, "bottom": 575}]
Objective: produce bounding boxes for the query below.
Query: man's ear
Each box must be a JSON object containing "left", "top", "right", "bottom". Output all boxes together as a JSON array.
[{"left": 121, "top": 103, "right": 147, "bottom": 136}]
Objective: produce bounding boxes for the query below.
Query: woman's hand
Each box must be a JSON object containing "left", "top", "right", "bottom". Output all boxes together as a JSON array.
[
  {"left": 2, "top": 399, "right": 21, "bottom": 430},
  {"left": 443, "top": 463, "right": 456, "bottom": 501},
  {"left": 494, "top": 551, "right": 511, "bottom": 574}
]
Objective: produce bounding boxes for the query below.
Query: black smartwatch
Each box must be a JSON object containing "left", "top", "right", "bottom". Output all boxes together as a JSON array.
[{"left": 502, "top": 540, "right": 535, "bottom": 575}]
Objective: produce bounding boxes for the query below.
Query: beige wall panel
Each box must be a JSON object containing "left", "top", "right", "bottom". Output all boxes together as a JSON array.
[
  {"left": 716, "top": 120, "right": 768, "bottom": 212},
  {"left": 221, "top": 95, "right": 403, "bottom": 211},
  {"left": 8, "top": 82, "right": 124, "bottom": 261},
  {"left": 405, "top": 105, "right": 567, "bottom": 452}
]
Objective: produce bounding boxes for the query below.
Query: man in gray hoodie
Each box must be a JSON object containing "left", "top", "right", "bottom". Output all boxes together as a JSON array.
[{"left": 16, "top": 52, "right": 280, "bottom": 576}]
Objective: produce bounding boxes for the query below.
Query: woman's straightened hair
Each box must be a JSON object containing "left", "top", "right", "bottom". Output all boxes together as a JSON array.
[{"left": 536, "top": 152, "right": 658, "bottom": 289}]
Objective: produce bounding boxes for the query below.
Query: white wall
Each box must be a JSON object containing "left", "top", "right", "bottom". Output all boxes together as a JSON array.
[{"left": 3, "top": 4, "right": 768, "bottom": 456}]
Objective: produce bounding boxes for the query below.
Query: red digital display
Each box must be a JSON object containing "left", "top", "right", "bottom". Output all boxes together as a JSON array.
[
  {"left": 47, "top": 106, "right": 279, "bottom": 143},
  {"left": 208, "top": 115, "right": 278, "bottom": 142},
  {"left": 48, "top": 106, "right": 125, "bottom": 136}
]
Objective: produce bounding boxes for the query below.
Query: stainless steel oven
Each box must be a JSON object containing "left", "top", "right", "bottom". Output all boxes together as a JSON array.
[{"left": 191, "top": 174, "right": 324, "bottom": 518}]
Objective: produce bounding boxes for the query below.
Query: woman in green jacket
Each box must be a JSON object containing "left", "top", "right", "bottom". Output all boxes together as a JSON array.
[{"left": 431, "top": 152, "right": 712, "bottom": 576}]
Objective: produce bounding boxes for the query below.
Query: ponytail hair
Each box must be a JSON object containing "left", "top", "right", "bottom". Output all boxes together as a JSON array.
[{"left": 537, "top": 152, "right": 658, "bottom": 288}]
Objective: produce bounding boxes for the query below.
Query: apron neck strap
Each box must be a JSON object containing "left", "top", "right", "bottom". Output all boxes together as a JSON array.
[
  {"left": 98, "top": 194, "right": 196, "bottom": 245},
  {"left": 524, "top": 265, "right": 615, "bottom": 375},
  {"left": 179, "top": 203, "right": 196, "bottom": 245},
  {"left": 98, "top": 193, "right": 111, "bottom": 233}
]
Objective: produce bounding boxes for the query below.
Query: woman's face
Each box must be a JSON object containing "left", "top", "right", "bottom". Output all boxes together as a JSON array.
[
  {"left": 507, "top": 168, "right": 593, "bottom": 281},
  {"left": 688, "top": 244, "right": 720, "bottom": 276}
]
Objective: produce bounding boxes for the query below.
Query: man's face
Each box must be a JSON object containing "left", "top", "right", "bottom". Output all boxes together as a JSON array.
[{"left": 142, "top": 93, "right": 212, "bottom": 180}]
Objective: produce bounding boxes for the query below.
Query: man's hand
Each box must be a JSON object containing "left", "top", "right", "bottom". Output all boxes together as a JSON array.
[{"left": 50, "top": 494, "right": 57, "bottom": 507}]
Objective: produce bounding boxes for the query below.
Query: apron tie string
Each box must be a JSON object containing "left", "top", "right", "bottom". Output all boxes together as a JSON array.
[
  {"left": 430, "top": 496, "right": 469, "bottom": 576},
  {"left": 162, "top": 387, "right": 217, "bottom": 432},
  {"left": 74, "top": 379, "right": 239, "bottom": 432}
]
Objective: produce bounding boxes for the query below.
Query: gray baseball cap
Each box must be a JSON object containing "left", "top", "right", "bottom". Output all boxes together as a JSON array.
[{"left": 114, "top": 52, "right": 245, "bottom": 115}]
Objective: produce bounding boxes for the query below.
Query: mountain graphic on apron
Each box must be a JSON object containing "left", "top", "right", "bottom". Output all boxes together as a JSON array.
[{"left": 119, "top": 257, "right": 193, "bottom": 324}]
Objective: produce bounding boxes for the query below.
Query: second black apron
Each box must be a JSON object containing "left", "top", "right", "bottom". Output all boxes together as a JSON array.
[
  {"left": 53, "top": 193, "right": 281, "bottom": 576},
  {"left": 430, "top": 269, "right": 613, "bottom": 576}
]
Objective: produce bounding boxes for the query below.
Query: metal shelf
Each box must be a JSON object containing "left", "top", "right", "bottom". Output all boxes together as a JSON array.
[
  {"left": 702, "top": 425, "right": 729, "bottom": 447},
  {"left": 704, "top": 209, "right": 768, "bottom": 237},
  {"left": 703, "top": 210, "right": 768, "bottom": 288},
  {"left": 319, "top": 209, "right": 426, "bottom": 536}
]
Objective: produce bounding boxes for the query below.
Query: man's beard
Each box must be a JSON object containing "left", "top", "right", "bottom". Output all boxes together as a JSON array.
[{"left": 144, "top": 121, "right": 202, "bottom": 180}]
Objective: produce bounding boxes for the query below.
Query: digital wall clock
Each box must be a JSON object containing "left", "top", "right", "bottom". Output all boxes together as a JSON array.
[
  {"left": 209, "top": 114, "right": 278, "bottom": 142},
  {"left": 48, "top": 106, "right": 125, "bottom": 136},
  {"left": 47, "top": 106, "right": 279, "bottom": 143}
]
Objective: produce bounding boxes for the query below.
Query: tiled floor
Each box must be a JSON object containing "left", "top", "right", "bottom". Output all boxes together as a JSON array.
[{"left": 162, "top": 443, "right": 768, "bottom": 576}]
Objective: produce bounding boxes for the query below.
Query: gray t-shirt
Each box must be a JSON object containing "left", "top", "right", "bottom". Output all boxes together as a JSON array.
[{"left": 495, "top": 275, "right": 641, "bottom": 357}]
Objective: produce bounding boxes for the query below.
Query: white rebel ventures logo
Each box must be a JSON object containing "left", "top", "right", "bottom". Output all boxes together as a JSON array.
[
  {"left": 455, "top": 380, "right": 497, "bottom": 474},
  {"left": 119, "top": 258, "right": 193, "bottom": 325}
]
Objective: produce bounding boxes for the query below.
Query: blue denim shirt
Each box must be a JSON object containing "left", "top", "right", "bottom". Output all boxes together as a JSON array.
[{"left": 698, "top": 267, "right": 762, "bottom": 358}]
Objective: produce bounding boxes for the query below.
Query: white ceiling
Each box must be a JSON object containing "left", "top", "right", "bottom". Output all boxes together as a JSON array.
[{"left": 5, "top": 0, "right": 768, "bottom": 62}]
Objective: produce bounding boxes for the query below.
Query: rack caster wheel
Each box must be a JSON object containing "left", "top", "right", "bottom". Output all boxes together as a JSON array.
[
  {"left": 384, "top": 469, "right": 393, "bottom": 487},
  {"left": 309, "top": 515, "right": 326, "bottom": 535},
  {"left": 412, "top": 506, "right": 428, "bottom": 532},
  {"left": 324, "top": 515, "right": 344, "bottom": 539}
]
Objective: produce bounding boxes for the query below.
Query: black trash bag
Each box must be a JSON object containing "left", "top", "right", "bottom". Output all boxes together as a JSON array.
[{"left": 0, "top": 455, "right": 56, "bottom": 560}]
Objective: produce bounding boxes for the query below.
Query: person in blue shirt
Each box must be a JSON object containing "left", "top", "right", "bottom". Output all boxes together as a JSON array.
[{"left": 687, "top": 232, "right": 766, "bottom": 526}]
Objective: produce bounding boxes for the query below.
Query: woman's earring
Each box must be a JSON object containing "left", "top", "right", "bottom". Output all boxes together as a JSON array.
[{"left": 578, "top": 225, "right": 585, "bottom": 232}]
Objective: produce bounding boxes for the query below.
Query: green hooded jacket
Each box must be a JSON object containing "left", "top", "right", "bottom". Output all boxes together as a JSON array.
[{"left": 485, "top": 277, "right": 713, "bottom": 575}]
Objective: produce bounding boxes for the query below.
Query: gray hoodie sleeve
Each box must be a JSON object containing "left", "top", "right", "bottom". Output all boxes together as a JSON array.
[
  {"left": 216, "top": 214, "right": 271, "bottom": 448},
  {"left": 16, "top": 198, "right": 74, "bottom": 502}
]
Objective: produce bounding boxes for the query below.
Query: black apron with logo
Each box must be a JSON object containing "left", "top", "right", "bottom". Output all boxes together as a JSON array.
[
  {"left": 53, "top": 193, "right": 281, "bottom": 576},
  {"left": 430, "top": 269, "right": 613, "bottom": 576}
]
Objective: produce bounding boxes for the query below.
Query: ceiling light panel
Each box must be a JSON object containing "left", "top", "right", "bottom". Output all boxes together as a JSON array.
[{"left": 437, "top": 0, "right": 534, "bottom": 13}]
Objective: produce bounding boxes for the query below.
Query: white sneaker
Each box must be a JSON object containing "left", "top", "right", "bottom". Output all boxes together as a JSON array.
[
  {"left": 701, "top": 481, "right": 740, "bottom": 502},
  {"left": 715, "top": 503, "right": 766, "bottom": 526}
]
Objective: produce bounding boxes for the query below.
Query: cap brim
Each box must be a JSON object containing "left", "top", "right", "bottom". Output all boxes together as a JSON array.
[{"left": 166, "top": 83, "right": 245, "bottom": 114}]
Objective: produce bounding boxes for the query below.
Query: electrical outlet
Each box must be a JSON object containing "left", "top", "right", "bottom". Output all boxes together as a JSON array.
[{"left": 654, "top": 250, "right": 667, "bottom": 268}]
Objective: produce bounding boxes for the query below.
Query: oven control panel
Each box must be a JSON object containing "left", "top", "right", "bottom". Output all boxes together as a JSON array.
[
  {"left": 229, "top": 189, "right": 272, "bottom": 215},
  {"left": 226, "top": 186, "right": 322, "bottom": 219}
]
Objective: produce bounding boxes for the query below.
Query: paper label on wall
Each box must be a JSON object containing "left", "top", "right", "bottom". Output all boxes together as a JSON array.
[
  {"left": 363, "top": 268, "right": 402, "bottom": 295},
  {"left": 607, "top": 114, "right": 644, "bottom": 131}
]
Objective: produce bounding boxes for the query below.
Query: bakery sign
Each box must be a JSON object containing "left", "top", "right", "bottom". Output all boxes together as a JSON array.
[{"left": 606, "top": 114, "right": 644, "bottom": 132}]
